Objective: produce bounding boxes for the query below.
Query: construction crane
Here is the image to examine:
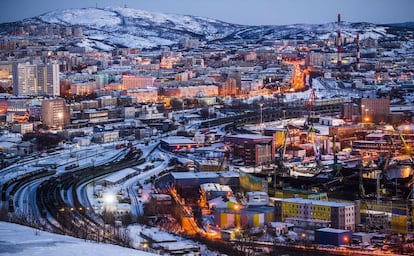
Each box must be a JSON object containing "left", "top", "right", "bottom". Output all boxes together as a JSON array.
[
  {"left": 332, "top": 133, "right": 342, "bottom": 178},
  {"left": 305, "top": 89, "right": 317, "bottom": 127},
  {"left": 399, "top": 130, "right": 412, "bottom": 158},
  {"left": 359, "top": 160, "right": 366, "bottom": 198},
  {"left": 275, "top": 127, "right": 290, "bottom": 172}
]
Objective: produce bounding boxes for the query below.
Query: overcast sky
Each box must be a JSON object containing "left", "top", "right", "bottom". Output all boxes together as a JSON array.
[{"left": 0, "top": 0, "right": 413, "bottom": 25}]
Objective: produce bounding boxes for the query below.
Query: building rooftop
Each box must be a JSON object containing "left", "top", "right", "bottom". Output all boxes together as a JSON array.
[
  {"left": 278, "top": 198, "right": 354, "bottom": 207},
  {"left": 200, "top": 183, "right": 232, "bottom": 192},
  {"left": 160, "top": 136, "right": 196, "bottom": 145},
  {"left": 225, "top": 134, "right": 272, "bottom": 140},
  {"left": 317, "top": 227, "right": 350, "bottom": 233},
  {"left": 170, "top": 171, "right": 239, "bottom": 180}
]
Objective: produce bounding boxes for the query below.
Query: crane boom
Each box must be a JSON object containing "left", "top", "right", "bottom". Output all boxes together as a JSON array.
[{"left": 305, "top": 89, "right": 317, "bottom": 127}]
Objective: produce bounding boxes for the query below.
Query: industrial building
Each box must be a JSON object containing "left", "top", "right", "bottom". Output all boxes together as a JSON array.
[
  {"left": 213, "top": 206, "right": 274, "bottom": 229},
  {"left": 274, "top": 198, "right": 359, "bottom": 231},
  {"left": 275, "top": 187, "right": 328, "bottom": 200},
  {"left": 156, "top": 171, "right": 240, "bottom": 197},
  {"left": 160, "top": 136, "right": 201, "bottom": 152},
  {"left": 314, "top": 227, "right": 352, "bottom": 247},
  {"left": 224, "top": 134, "right": 274, "bottom": 166},
  {"left": 200, "top": 183, "right": 233, "bottom": 202}
]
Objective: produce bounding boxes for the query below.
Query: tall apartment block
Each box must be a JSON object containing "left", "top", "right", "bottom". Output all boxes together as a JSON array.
[
  {"left": 41, "top": 98, "right": 70, "bottom": 129},
  {"left": 12, "top": 62, "right": 60, "bottom": 96}
]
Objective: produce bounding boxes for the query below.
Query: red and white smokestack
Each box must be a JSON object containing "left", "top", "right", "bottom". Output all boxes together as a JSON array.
[
  {"left": 356, "top": 32, "right": 360, "bottom": 70},
  {"left": 337, "top": 14, "right": 342, "bottom": 66}
]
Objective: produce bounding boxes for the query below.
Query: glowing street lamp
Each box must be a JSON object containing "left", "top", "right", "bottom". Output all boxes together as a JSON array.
[
  {"left": 364, "top": 108, "right": 369, "bottom": 122},
  {"left": 103, "top": 192, "right": 116, "bottom": 206},
  {"left": 361, "top": 104, "right": 365, "bottom": 122},
  {"left": 343, "top": 236, "right": 350, "bottom": 245},
  {"left": 301, "top": 232, "right": 307, "bottom": 239},
  {"left": 260, "top": 103, "right": 264, "bottom": 127}
]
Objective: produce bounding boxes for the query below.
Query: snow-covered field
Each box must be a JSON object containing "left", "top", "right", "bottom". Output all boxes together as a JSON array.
[{"left": 0, "top": 221, "right": 155, "bottom": 256}]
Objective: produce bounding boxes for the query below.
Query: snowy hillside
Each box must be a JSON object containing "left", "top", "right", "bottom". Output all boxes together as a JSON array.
[
  {"left": 33, "top": 7, "right": 243, "bottom": 50},
  {"left": 0, "top": 221, "right": 155, "bottom": 256},
  {"left": 234, "top": 21, "right": 393, "bottom": 41},
  {"left": 0, "top": 6, "right": 411, "bottom": 51}
]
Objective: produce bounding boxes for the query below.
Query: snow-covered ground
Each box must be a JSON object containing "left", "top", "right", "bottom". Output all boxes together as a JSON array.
[{"left": 0, "top": 221, "right": 156, "bottom": 256}]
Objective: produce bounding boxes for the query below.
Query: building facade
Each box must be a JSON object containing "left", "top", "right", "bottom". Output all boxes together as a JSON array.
[
  {"left": 122, "top": 75, "right": 154, "bottom": 90},
  {"left": 41, "top": 98, "right": 70, "bottom": 129},
  {"left": 224, "top": 134, "right": 274, "bottom": 166},
  {"left": 274, "top": 198, "right": 359, "bottom": 231},
  {"left": 13, "top": 62, "right": 59, "bottom": 96},
  {"left": 361, "top": 98, "right": 390, "bottom": 123}
]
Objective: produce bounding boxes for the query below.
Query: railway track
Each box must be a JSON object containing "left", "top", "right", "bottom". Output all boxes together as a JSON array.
[{"left": 35, "top": 148, "right": 143, "bottom": 244}]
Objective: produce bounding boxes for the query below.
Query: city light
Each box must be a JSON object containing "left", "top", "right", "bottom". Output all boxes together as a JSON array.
[
  {"left": 343, "top": 236, "right": 349, "bottom": 245},
  {"left": 2, "top": 5, "right": 414, "bottom": 256},
  {"left": 103, "top": 192, "right": 116, "bottom": 205}
]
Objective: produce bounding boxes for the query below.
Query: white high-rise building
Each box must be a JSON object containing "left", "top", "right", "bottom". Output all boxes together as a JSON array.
[{"left": 12, "top": 63, "right": 60, "bottom": 96}]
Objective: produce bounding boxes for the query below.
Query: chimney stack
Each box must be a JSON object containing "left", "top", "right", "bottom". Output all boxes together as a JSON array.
[{"left": 337, "top": 14, "right": 342, "bottom": 66}]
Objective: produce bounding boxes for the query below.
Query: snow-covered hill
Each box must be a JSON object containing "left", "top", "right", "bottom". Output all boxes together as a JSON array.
[
  {"left": 33, "top": 7, "right": 244, "bottom": 50},
  {"left": 0, "top": 7, "right": 411, "bottom": 51},
  {"left": 237, "top": 22, "right": 393, "bottom": 41}
]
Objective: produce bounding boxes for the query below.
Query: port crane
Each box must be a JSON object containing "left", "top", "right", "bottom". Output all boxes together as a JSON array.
[{"left": 305, "top": 89, "right": 317, "bottom": 127}]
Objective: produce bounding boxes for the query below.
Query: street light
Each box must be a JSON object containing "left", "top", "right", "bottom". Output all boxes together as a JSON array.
[
  {"left": 260, "top": 103, "right": 263, "bottom": 127},
  {"left": 103, "top": 192, "right": 116, "bottom": 206},
  {"left": 365, "top": 108, "right": 369, "bottom": 122},
  {"left": 343, "top": 236, "right": 350, "bottom": 246},
  {"left": 234, "top": 204, "right": 240, "bottom": 228},
  {"left": 361, "top": 104, "right": 365, "bottom": 122}
]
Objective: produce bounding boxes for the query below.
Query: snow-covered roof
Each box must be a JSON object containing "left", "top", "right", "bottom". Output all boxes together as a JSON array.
[
  {"left": 0, "top": 135, "right": 22, "bottom": 143},
  {"left": 316, "top": 227, "right": 350, "bottom": 233},
  {"left": 279, "top": 198, "right": 354, "bottom": 207},
  {"left": 153, "top": 241, "right": 199, "bottom": 251},
  {"left": 246, "top": 191, "right": 268, "bottom": 196},
  {"left": 365, "top": 133, "right": 385, "bottom": 138},
  {"left": 225, "top": 134, "right": 272, "bottom": 140},
  {"left": 208, "top": 196, "right": 238, "bottom": 207},
  {"left": 99, "top": 168, "right": 137, "bottom": 184},
  {"left": 140, "top": 228, "right": 177, "bottom": 243},
  {"left": 160, "top": 136, "right": 196, "bottom": 145},
  {"left": 200, "top": 183, "right": 232, "bottom": 192},
  {"left": 0, "top": 141, "right": 16, "bottom": 149},
  {"left": 397, "top": 124, "right": 414, "bottom": 131},
  {"left": 270, "top": 222, "right": 294, "bottom": 228},
  {"left": 171, "top": 171, "right": 239, "bottom": 180}
]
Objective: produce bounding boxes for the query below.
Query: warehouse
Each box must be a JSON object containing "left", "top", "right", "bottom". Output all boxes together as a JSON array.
[{"left": 315, "top": 227, "right": 352, "bottom": 247}]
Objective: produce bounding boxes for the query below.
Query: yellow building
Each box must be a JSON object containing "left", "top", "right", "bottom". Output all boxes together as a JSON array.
[{"left": 274, "top": 198, "right": 358, "bottom": 231}]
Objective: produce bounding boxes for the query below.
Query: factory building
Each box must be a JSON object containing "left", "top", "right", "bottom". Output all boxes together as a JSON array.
[{"left": 274, "top": 198, "right": 359, "bottom": 231}]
